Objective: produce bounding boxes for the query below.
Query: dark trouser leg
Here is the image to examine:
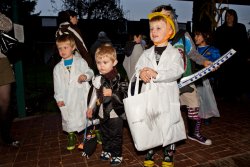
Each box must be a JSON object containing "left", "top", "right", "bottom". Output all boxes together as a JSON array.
[
  {"left": 0, "top": 111, "right": 12, "bottom": 143},
  {"left": 163, "top": 144, "right": 175, "bottom": 162},
  {"left": 144, "top": 149, "right": 155, "bottom": 167},
  {"left": 100, "top": 117, "right": 123, "bottom": 157},
  {"left": 100, "top": 120, "right": 112, "bottom": 153},
  {"left": 110, "top": 118, "right": 123, "bottom": 157},
  {"left": 162, "top": 144, "right": 175, "bottom": 167},
  {"left": 0, "top": 84, "right": 12, "bottom": 144},
  {"left": 145, "top": 149, "right": 154, "bottom": 160}
]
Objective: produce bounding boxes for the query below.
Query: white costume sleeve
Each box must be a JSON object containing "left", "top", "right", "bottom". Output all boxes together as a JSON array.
[{"left": 88, "top": 88, "right": 97, "bottom": 109}]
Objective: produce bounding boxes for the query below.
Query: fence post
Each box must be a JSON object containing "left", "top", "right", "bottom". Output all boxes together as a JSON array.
[{"left": 12, "top": 0, "right": 26, "bottom": 118}]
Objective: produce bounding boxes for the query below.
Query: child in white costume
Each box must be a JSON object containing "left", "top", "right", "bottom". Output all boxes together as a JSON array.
[
  {"left": 53, "top": 34, "right": 94, "bottom": 150},
  {"left": 135, "top": 12, "right": 186, "bottom": 167}
]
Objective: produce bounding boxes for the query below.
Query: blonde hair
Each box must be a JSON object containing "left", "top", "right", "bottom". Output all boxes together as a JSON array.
[
  {"left": 148, "top": 12, "right": 176, "bottom": 39},
  {"left": 95, "top": 44, "right": 117, "bottom": 62},
  {"left": 149, "top": 15, "right": 167, "bottom": 23},
  {"left": 56, "top": 34, "right": 76, "bottom": 48}
]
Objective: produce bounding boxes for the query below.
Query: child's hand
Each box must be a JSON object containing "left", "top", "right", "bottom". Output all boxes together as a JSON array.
[
  {"left": 139, "top": 67, "right": 157, "bottom": 83},
  {"left": 140, "top": 69, "right": 151, "bottom": 83},
  {"left": 213, "top": 65, "right": 220, "bottom": 71},
  {"left": 203, "top": 60, "right": 219, "bottom": 71},
  {"left": 86, "top": 108, "right": 93, "bottom": 119},
  {"left": 103, "top": 87, "right": 112, "bottom": 96},
  {"left": 78, "top": 74, "right": 87, "bottom": 83},
  {"left": 57, "top": 101, "right": 65, "bottom": 107},
  {"left": 203, "top": 60, "right": 212, "bottom": 67},
  {"left": 144, "top": 67, "right": 158, "bottom": 79}
]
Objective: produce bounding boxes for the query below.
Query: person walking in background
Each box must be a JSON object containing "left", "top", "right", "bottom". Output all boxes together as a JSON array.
[
  {"left": 152, "top": 5, "right": 213, "bottom": 146},
  {"left": 194, "top": 28, "right": 221, "bottom": 125},
  {"left": 87, "top": 44, "right": 127, "bottom": 166},
  {"left": 215, "top": 9, "right": 248, "bottom": 102},
  {"left": 136, "top": 12, "right": 185, "bottom": 167},
  {"left": 90, "top": 31, "right": 112, "bottom": 74},
  {"left": 123, "top": 33, "right": 144, "bottom": 80},
  {"left": 90, "top": 31, "right": 112, "bottom": 61},
  {"left": 56, "top": 10, "right": 94, "bottom": 69},
  {"left": 0, "top": 12, "right": 20, "bottom": 147},
  {"left": 141, "top": 35, "right": 148, "bottom": 48},
  {"left": 53, "top": 34, "right": 94, "bottom": 151}
]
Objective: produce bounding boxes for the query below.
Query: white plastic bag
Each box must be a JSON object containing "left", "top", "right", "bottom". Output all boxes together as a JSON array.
[
  {"left": 123, "top": 75, "right": 164, "bottom": 151},
  {"left": 197, "top": 79, "right": 220, "bottom": 119}
]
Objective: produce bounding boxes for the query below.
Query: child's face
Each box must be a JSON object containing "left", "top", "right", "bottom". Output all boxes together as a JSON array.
[
  {"left": 70, "top": 15, "right": 78, "bottom": 25},
  {"left": 194, "top": 33, "right": 206, "bottom": 46},
  {"left": 150, "top": 19, "right": 172, "bottom": 46},
  {"left": 57, "top": 42, "right": 75, "bottom": 60},
  {"left": 226, "top": 13, "right": 234, "bottom": 26},
  {"left": 96, "top": 56, "right": 117, "bottom": 74},
  {"left": 134, "top": 35, "right": 142, "bottom": 44}
]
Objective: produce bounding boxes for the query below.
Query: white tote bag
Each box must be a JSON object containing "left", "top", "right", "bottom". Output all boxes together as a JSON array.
[
  {"left": 123, "top": 75, "right": 164, "bottom": 151},
  {"left": 197, "top": 78, "right": 220, "bottom": 119}
]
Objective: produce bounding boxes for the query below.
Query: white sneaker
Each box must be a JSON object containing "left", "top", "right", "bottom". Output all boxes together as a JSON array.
[
  {"left": 100, "top": 151, "right": 111, "bottom": 160},
  {"left": 110, "top": 156, "right": 123, "bottom": 166}
]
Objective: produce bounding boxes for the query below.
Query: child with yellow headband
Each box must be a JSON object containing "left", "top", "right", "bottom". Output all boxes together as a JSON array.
[{"left": 135, "top": 12, "right": 186, "bottom": 167}]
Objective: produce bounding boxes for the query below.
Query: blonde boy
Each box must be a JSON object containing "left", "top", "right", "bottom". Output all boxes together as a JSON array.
[
  {"left": 53, "top": 34, "right": 94, "bottom": 150},
  {"left": 87, "top": 44, "right": 127, "bottom": 165},
  {"left": 135, "top": 13, "right": 186, "bottom": 167}
]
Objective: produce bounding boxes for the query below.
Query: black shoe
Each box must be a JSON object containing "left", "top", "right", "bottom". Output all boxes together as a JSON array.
[
  {"left": 204, "top": 118, "right": 211, "bottom": 125},
  {"left": 110, "top": 156, "right": 123, "bottom": 166},
  {"left": 100, "top": 151, "right": 111, "bottom": 160}
]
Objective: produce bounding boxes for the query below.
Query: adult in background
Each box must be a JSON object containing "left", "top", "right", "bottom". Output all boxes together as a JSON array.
[
  {"left": 90, "top": 31, "right": 112, "bottom": 73},
  {"left": 90, "top": 31, "right": 112, "bottom": 59},
  {"left": 123, "top": 33, "right": 144, "bottom": 80},
  {"left": 0, "top": 12, "right": 20, "bottom": 147},
  {"left": 215, "top": 9, "right": 248, "bottom": 101},
  {"left": 56, "top": 10, "right": 94, "bottom": 69}
]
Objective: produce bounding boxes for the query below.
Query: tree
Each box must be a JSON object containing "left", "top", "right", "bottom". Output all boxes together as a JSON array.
[
  {"left": 0, "top": 0, "right": 38, "bottom": 24},
  {"left": 52, "top": 0, "right": 124, "bottom": 20},
  {"left": 192, "top": 0, "right": 227, "bottom": 32},
  {"left": 50, "top": 0, "right": 88, "bottom": 19},
  {"left": 193, "top": 0, "right": 215, "bottom": 32},
  {"left": 87, "top": 0, "right": 123, "bottom": 20}
]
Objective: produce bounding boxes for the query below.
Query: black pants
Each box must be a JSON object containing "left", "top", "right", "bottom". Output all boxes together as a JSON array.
[
  {"left": 100, "top": 117, "right": 123, "bottom": 157},
  {"left": 0, "top": 107, "right": 13, "bottom": 144}
]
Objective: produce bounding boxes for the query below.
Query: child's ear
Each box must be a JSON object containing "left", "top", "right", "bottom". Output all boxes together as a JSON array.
[
  {"left": 167, "top": 28, "right": 174, "bottom": 39},
  {"left": 113, "top": 60, "right": 118, "bottom": 66}
]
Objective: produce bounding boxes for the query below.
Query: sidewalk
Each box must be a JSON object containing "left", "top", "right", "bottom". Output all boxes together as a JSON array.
[{"left": 0, "top": 100, "right": 249, "bottom": 167}]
